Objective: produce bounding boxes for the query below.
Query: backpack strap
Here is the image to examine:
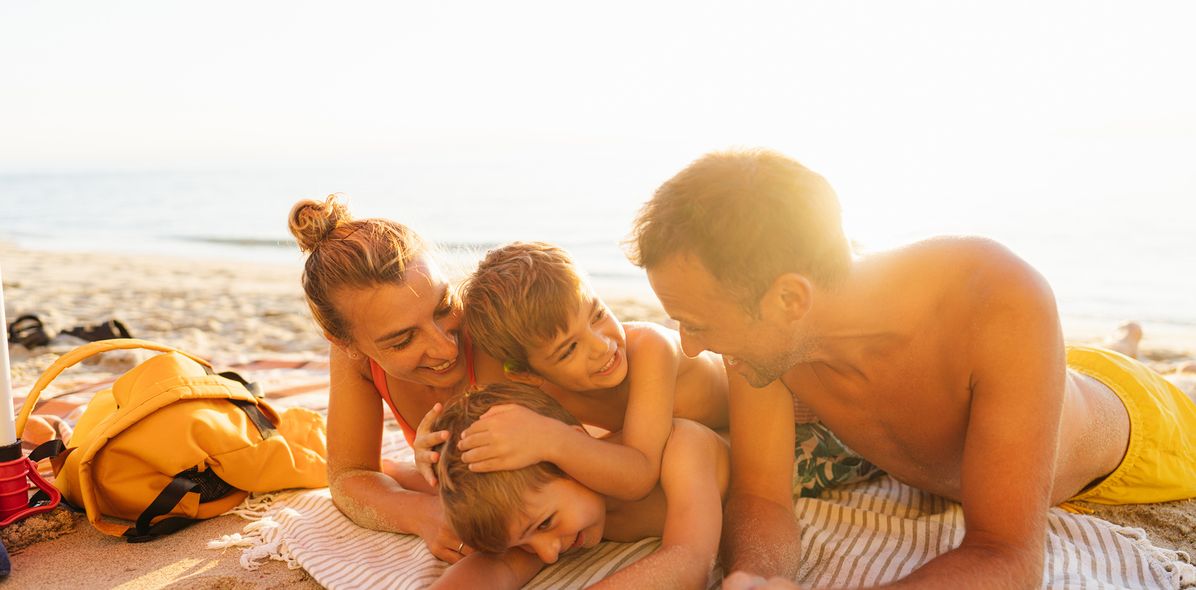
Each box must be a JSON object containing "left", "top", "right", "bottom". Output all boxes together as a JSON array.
[
  {"left": 14, "top": 339, "right": 212, "bottom": 438},
  {"left": 123, "top": 474, "right": 200, "bottom": 543}
]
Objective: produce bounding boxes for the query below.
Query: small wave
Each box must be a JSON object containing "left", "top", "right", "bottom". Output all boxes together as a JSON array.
[{"left": 176, "top": 235, "right": 297, "bottom": 248}]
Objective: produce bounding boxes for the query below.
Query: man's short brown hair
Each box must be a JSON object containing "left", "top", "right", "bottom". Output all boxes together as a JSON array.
[
  {"left": 627, "top": 149, "right": 850, "bottom": 309},
  {"left": 461, "top": 242, "right": 588, "bottom": 373},
  {"left": 434, "top": 382, "right": 583, "bottom": 553}
]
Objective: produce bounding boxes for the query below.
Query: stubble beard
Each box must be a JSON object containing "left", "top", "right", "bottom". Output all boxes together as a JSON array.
[{"left": 740, "top": 331, "right": 818, "bottom": 388}]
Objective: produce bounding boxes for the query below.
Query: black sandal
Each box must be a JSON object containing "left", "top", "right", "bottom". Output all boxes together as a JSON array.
[
  {"left": 7, "top": 314, "right": 51, "bottom": 349},
  {"left": 60, "top": 319, "right": 133, "bottom": 342}
]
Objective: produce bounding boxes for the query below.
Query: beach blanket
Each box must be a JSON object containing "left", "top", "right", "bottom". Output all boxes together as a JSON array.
[
  {"left": 213, "top": 429, "right": 1195, "bottom": 590},
  {"left": 17, "top": 358, "right": 1195, "bottom": 588}
]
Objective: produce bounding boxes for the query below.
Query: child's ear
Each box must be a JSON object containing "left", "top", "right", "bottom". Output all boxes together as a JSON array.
[{"left": 504, "top": 367, "right": 544, "bottom": 387}]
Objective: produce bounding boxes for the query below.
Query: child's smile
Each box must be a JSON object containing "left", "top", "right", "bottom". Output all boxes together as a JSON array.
[{"left": 529, "top": 293, "right": 629, "bottom": 391}]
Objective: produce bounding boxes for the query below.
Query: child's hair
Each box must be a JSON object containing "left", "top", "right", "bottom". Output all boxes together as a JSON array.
[
  {"left": 287, "top": 194, "right": 429, "bottom": 343},
  {"left": 461, "top": 241, "right": 589, "bottom": 373},
  {"left": 434, "top": 382, "right": 583, "bottom": 553},
  {"left": 627, "top": 148, "right": 850, "bottom": 311}
]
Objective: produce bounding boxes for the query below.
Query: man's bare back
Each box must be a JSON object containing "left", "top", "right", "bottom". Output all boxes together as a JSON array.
[{"left": 774, "top": 237, "right": 1131, "bottom": 504}]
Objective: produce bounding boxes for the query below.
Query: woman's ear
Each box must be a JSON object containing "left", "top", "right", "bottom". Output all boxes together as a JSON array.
[{"left": 329, "top": 336, "right": 364, "bottom": 361}]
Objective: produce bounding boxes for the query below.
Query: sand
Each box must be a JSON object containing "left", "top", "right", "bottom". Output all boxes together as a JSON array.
[{"left": 1, "top": 242, "right": 1193, "bottom": 588}]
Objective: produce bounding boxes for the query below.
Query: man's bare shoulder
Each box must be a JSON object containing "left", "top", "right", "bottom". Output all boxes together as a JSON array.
[{"left": 889, "top": 237, "right": 1050, "bottom": 300}]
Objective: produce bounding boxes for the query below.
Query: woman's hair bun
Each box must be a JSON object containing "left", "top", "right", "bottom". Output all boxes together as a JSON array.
[{"left": 288, "top": 193, "right": 353, "bottom": 253}]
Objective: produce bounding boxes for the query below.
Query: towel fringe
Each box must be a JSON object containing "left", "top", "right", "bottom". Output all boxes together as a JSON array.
[{"left": 209, "top": 492, "right": 305, "bottom": 571}]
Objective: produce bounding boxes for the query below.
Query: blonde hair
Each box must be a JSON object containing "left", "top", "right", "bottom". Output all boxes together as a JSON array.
[
  {"left": 627, "top": 148, "right": 850, "bottom": 310},
  {"left": 461, "top": 242, "right": 587, "bottom": 373},
  {"left": 287, "top": 194, "right": 428, "bottom": 343},
  {"left": 435, "top": 382, "right": 582, "bottom": 553}
]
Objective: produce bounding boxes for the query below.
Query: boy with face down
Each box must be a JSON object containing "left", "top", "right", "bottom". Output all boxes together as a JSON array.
[
  {"left": 630, "top": 149, "right": 1196, "bottom": 588},
  {"left": 427, "top": 382, "right": 729, "bottom": 590}
]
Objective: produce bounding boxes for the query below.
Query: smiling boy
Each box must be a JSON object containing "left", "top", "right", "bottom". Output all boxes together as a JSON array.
[
  {"left": 415, "top": 241, "right": 729, "bottom": 504},
  {"left": 428, "top": 382, "right": 729, "bottom": 590}
]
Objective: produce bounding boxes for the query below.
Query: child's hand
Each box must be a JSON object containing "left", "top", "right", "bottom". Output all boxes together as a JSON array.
[
  {"left": 414, "top": 402, "right": 450, "bottom": 487},
  {"left": 458, "top": 404, "right": 559, "bottom": 472}
]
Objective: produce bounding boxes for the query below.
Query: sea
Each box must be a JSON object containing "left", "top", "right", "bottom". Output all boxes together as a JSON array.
[{"left": 1, "top": 151, "right": 1193, "bottom": 348}]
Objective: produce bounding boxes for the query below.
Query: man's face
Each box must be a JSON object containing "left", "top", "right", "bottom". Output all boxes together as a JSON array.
[
  {"left": 647, "top": 254, "right": 805, "bottom": 387},
  {"left": 507, "top": 477, "right": 606, "bottom": 564}
]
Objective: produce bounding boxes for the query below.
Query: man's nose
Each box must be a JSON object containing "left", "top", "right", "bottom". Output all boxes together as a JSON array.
[{"left": 678, "top": 330, "right": 704, "bottom": 358}]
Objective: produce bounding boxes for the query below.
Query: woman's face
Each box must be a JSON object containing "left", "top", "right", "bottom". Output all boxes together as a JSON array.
[{"left": 335, "top": 255, "right": 467, "bottom": 389}]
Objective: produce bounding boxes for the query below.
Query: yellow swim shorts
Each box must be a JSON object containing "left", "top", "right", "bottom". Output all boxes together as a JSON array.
[{"left": 1065, "top": 345, "right": 1196, "bottom": 506}]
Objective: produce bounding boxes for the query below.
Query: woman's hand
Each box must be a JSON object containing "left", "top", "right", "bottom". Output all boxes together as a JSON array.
[
  {"left": 414, "top": 402, "right": 450, "bottom": 487},
  {"left": 723, "top": 572, "right": 804, "bottom": 590},
  {"left": 458, "top": 404, "right": 561, "bottom": 472},
  {"left": 415, "top": 497, "right": 475, "bottom": 564}
]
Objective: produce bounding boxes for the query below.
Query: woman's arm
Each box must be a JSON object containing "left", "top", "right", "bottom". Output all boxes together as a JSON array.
[
  {"left": 429, "top": 549, "right": 544, "bottom": 590},
  {"left": 591, "top": 419, "right": 726, "bottom": 590},
  {"left": 326, "top": 346, "right": 468, "bottom": 563}
]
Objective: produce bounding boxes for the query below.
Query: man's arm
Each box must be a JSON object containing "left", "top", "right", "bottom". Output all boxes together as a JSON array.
[
  {"left": 593, "top": 419, "right": 727, "bottom": 590},
  {"left": 886, "top": 247, "right": 1063, "bottom": 589},
  {"left": 722, "top": 367, "right": 801, "bottom": 579},
  {"left": 325, "top": 347, "right": 468, "bottom": 563}
]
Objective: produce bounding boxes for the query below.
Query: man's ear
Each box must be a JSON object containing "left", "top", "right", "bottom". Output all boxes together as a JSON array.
[
  {"left": 762, "top": 273, "right": 813, "bottom": 322},
  {"left": 504, "top": 367, "right": 545, "bottom": 387}
]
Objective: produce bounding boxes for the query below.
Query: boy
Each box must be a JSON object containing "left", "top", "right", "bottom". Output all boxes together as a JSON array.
[
  {"left": 418, "top": 241, "right": 729, "bottom": 503},
  {"left": 428, "top": 382, "right": 729, "bottom": 590}
]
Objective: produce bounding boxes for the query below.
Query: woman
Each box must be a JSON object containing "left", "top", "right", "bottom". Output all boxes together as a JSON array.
[{"left": 289, "top": 194, "right": 475, "bottom": 563}]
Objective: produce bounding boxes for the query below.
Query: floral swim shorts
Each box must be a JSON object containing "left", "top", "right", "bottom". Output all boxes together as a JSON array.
[{"left": 792, "top": 422, "right": 882, "bottom": 498}]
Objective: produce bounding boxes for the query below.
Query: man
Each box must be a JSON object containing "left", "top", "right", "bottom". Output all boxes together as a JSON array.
[{"left": 627, "top": 149, "right": 1196, "bottom": 588}]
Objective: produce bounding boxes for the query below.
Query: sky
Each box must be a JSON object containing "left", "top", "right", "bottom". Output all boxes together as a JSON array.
[{"left": 2, "top": 1, "right": 1195, "bottom": 239}]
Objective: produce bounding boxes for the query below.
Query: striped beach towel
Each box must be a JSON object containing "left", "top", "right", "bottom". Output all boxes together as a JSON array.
[
  {"left": 20, "top": 355, "right": 1193, "bottom": 588},
  {"left": 796, "top": 477, "right": 1195, "bottom": 589},
  {"left": 216, "top": 430, "right": 1194, "bottom": 590},
  {"left": 212, "top": 432, "right": 668, "bottom": 589}
]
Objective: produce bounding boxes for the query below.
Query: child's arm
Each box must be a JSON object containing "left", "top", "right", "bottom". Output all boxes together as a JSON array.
[
  {"left": 413, "top": 402, "right": 449, "bottom": 487},
  {"left": 591, "top": 419, "right": 726, "bottom": 590},
  {"left": 461, "top": 326, "right": 678, "bottom": 501},
  {"left": 428, "top": 548, "right": 545, "bottom": 590}
]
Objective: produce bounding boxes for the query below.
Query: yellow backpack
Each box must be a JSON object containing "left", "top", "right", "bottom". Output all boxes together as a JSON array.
[{"left": 15, "top": 339, "right": 328, "bottom": 541}]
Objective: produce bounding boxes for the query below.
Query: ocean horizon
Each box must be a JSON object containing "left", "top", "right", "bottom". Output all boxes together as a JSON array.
[{"left": 2, "top": 160, "right": 1193, "bottom": 348}]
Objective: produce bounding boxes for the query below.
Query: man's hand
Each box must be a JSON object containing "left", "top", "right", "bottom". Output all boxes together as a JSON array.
[
  {"left": 413, "top": 402, "right": 450, "bottom": 487},
  {"left": 458, "top": 404, "right": 560, "bottom": 472},
  {"left": 723, "top": 572, "right": 803, "bottom": 590}
]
